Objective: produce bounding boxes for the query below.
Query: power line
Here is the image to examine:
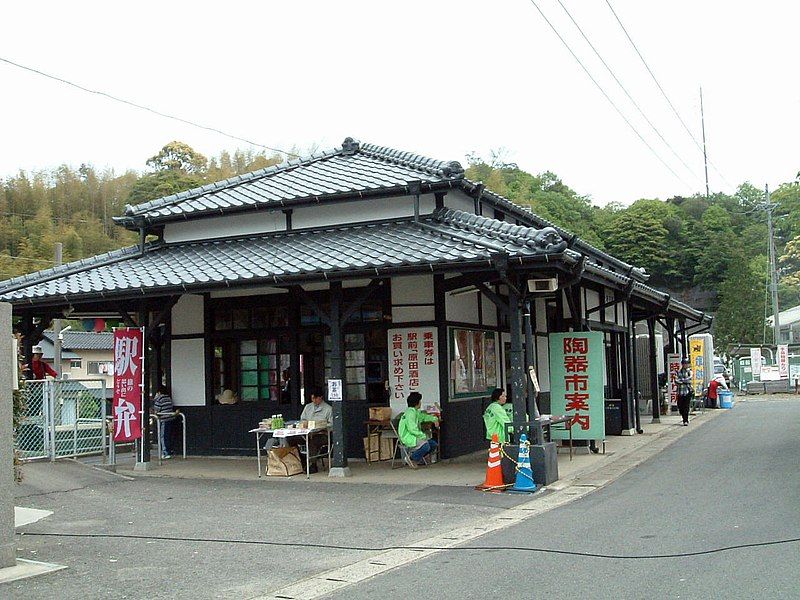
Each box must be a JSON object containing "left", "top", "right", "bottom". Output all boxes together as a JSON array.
[
  {"left": 0, "top": 56, "right": 300, "bottom": 159},
  {"left": 523, "top": 0, "right": 693, "bottom": 189},
  {"left": 602, "top": 0, "right": 732, "bottom": 188},
  {"left": 554, "top": 0, "right": 700, "bottom": 183}
]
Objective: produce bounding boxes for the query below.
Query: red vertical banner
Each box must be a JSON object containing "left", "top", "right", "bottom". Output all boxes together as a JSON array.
[{"left": 113, "top": 327, "right": 144, "bottom": 443}]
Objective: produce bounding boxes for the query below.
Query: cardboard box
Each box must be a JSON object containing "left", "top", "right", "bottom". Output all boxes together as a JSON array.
[
  {"left": 369, "top": 407, "right": 392, "bottom": 421},
  {"left": 379, "top": 435, "right": 395, "bottom": 461},
  {"left": 363, "top": 434, "right": 382, "bottom": 462}
]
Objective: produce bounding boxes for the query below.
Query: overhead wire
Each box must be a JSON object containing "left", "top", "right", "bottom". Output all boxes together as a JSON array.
[
  {"left": 0, "top": 56, "right": 300, "bottom": 159},
  {"left": 523, "top": 0, "right": 693, "bottom": 190},
  {"left": 554, "top": 0, "right": 700, "bottom": 183},
  {"left": 602, "top": 0, "right": 732, "bottom": 188}
]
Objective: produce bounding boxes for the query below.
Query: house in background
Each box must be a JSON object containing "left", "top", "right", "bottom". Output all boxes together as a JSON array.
[
  {"left": 38, "top": 330, "right": 114, "bottom": 394},
  {"left": 768, "top": 305, "right": 800, "bottom": 344}
]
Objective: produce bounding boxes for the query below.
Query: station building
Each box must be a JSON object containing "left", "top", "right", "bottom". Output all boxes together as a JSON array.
[{"left": 0, "top": 138, "right": 710, "bottom": 470}]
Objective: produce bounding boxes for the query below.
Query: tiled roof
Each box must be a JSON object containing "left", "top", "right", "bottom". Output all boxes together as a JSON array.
[
  {"left": 41, "top": 330, "right": 113, "bottom": 350},
  {"left": 117, "top": 138, "right": 466, "bottom": 224},
  {"left": 0, "top": 208, "right": 570, "bottom": 304}
]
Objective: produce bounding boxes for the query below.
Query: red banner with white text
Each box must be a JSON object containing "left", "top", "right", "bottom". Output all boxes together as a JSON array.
[{"left": 113, "top": 328, "right": 144, "bottom": 443}]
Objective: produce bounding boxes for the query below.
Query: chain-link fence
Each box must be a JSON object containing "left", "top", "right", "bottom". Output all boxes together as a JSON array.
[{"left": 15, "top": 378, "right": 107, "bottom": 461}]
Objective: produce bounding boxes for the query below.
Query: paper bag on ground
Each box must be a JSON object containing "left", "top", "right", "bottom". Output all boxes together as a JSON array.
[{"left": 267, "top": 446, "right": 303, "bottom": 477}]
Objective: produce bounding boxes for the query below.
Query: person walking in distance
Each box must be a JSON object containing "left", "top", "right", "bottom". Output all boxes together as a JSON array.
[{"left": 676, "top": 358, "right": 693, "bottom": 426}]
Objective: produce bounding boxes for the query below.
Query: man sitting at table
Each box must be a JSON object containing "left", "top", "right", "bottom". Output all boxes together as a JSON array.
[
  {"left": 398, "top": 392, "right": 439, "bottom": 468},
  {"left": 301, "top": 388, "right": 332, "bottom": 424}
]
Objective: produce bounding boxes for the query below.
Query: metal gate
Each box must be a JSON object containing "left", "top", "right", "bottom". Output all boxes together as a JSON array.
[{"left": 15, "top": 378, "right": 108, "bottom": 461}]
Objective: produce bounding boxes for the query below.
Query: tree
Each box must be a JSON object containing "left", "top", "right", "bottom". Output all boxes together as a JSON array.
[
  {"left": 146, "top": 141, "right": 207, "bottom": 174},
  {"left": 714, "top": 256, "right": 768, "bottom": 352}
]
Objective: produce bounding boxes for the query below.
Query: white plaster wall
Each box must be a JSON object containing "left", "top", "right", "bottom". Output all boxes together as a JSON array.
[
  {"left": 445, "top": 189, "right": 478, "bottom": 214},
  {"left": 170, "top": 338, "right": 206, "bottom": 406},
  {"left": 392, "top": 275, "right": 434, "bottom": 304},
  {"left": 562, "top": 290, "right": 572, "bottom": 319},
  {"left": 392, "top": 306, "right": 435, "bottom": 322},
  {"left": 446, "top": 290, "right": 480, "bottom": 324},
  {"left": 586, "top": 289, "right": 600, "bottom": 312},
  {"left": 172, "top": 294, "right": 204, "bottom": 335},
  {"left": 604, "top": 289, "right": 616, "bottom": 323},
  {"left": 164, "top": 210, "right": 283, "bottom": 243},
  {"left": 481, "top": 291, "right": 498, "bottom": 326},
  {"left": 292, "top": 195, "right": 436, "bottom": 230}
]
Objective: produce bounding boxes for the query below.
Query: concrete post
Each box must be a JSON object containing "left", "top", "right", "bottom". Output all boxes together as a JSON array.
[{"left": 0, "top": 303, "right": 16, "bottom": 567}]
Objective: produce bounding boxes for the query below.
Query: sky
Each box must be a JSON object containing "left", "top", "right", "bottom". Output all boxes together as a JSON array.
[{"left": 1, "top": 0, "right": 798, "bottom": 206}]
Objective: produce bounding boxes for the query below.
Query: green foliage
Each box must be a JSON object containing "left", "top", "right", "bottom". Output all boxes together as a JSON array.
[
  {"left": 714, "top": 256, "right": 769, "bottom": 352},
  {"left": 0, "top": 141, "right": 284, "bottom": 281}
]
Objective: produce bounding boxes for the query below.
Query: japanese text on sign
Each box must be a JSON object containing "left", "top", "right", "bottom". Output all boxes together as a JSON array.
[
  {"left": 549, "top": 331, "right": 605, "bottom": 441},
  {"left": 113, "top": 328, "right": 144, "bottom": 443},
  {"left": 387, "top": 327, "right": 439, "bottom": 414}
]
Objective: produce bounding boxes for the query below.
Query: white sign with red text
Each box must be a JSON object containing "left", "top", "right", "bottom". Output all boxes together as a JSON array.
[{"left": 387, "top": 327, "right": 439, "bottom": 416}]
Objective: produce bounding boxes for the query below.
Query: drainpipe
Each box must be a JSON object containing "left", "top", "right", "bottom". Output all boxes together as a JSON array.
[{"left": 138, "top": 219, "right": 147, "bottom": 257}]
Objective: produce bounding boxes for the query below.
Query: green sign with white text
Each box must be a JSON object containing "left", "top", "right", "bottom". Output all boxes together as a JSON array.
[{"left": 548, "top": 331, "right": 606, "bottom": 440}]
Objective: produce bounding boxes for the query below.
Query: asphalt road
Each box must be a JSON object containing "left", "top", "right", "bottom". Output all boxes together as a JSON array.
[{"left": 327, "top": 397, "right": 800, "bottom": 600}]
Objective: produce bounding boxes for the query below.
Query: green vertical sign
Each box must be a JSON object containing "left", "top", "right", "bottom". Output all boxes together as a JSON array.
[{"left": 549, "top": 331, "right": 606, "bottom": 440}]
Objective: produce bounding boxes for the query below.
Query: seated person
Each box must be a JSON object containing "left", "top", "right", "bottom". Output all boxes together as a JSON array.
[
  {"left": 484, "top": 388, "right": 512, "bottom": 443},
  {"left": 266, "top": 388, "right": 332, "bottom": 472},
  {"left": 300, "top": 388, "right": 332, "bottom": 424},
  {"left": 152, "top": 385, "right": 177, "bottom": 459},
  {"left": 398, "top": 392, "right": 439, "bottom": 468}
]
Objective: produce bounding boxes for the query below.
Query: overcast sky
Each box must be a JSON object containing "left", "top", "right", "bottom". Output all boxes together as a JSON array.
[{"left": 1, "top": 1, "right": 797, "bottom": 206}]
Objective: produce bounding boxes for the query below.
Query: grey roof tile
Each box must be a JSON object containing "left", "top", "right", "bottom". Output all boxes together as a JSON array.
[{"left": 0, "top": 208, "right": 566, "bottom": 304}]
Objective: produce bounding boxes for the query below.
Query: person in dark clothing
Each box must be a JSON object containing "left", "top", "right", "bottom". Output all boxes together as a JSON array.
[
  {"left": 676, "top": 358, "right": 693, "bottom": 426},
  {"left": 152, "top": 385, "right": 177, "bottom": 458}
]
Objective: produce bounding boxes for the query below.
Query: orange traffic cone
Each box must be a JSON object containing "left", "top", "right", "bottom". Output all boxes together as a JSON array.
[{"left": 475, "top": 433, "right": 507, "bottom": 492}]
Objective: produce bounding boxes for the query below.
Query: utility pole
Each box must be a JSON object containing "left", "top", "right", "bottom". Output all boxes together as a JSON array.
[
  {"left": 53, "top": 243, "right": 63, "bottom": 377},
  {"left": 765, "top": 185, "right": 781, "bottom": 346},
  {"left": 700, "top": 86, "right": 710, "bottom": 199}
]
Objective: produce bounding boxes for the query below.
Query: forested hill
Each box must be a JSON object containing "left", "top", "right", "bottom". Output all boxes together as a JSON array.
[{"left": 1, "top": 141, "right": 798, "bottom": 352}]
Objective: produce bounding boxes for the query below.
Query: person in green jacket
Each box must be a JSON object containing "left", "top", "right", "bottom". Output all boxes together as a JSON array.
[
  {"left": 398, "top": 392, "right": 439, "bottom": 468},
  {"left": 484, "top": 388, "right": 512, "bottom": 443}
]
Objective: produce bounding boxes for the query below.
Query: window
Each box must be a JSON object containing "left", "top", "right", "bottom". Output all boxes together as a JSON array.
[
  {"left": 70, "top": 359, "right": 82, "bottom": 369},
  {"left": 324, "top": 333, "right": 367, "bottom": 400},
  {"left": 451, "top": 329, "right": 498, "bottom": 397},
  {"left": 241, "top": 338, "right": 290, "bottom": 402},
  {"left": 213, "top": 305, "right": 289, "bottom": 331},
  {"left": 88, "top": 361, "right": 113, "bottom": 375}
]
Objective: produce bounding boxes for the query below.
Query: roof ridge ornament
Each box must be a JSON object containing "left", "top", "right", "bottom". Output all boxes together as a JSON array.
[
  {"left": 441, "top": 160, "right": 464, "bottom": 178},
  {"left": 341, "top": 137, "right": 360, "bottom": 155}
]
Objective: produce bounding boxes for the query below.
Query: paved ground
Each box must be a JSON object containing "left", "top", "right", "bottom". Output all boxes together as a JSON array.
[
  {"left": 7, "top": 396, "right": 796, "bottom": 599},
  {"left": 325, "top": 395, "right": 800, "bottom": 600}
]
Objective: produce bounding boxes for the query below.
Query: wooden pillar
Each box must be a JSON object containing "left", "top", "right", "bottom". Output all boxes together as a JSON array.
[
  {"left": 433, "top": 275, "right": 450, "bottom": 458},
  {"left": 328, "top": 282, "right": 350, "bottom": 476},
  {"left": 508, "top": 280, "right": 527, "bottom": 439}
]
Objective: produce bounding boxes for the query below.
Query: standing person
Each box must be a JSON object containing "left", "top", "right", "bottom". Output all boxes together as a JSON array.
[
  {"left": 676, "top": 358, "right": 693, "bottom": 426},
  {"left": 484, "top": 388, "right": 512, "bottom": 443},
  {"left": 25, "top": 345, "right": 57, "bottom": 379},
  {"left": 152, "top": 385, "right": 176, "bottom": 459},
  {"left": 398, "top": 392, "right": 439, "bottom": 468}
]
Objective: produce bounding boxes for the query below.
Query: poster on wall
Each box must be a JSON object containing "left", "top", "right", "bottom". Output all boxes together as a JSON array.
[
  {"left": 451, "top": 329, "right": 499, "bottom": 396},
  {"left": 388, "top": 327, "right": 439, "bottom": 415},
  {"left": 667, "top": 353, "right": 681, "bottom": 407},
  {"left": 690, "top": 338, "right": 705, "bottom": 394},
  {"left": 112, "top": 327, "right": 144, "bottom": 443},
  {"left": 548, "top": 332, "right": 605, "bottom": 441},
  {"left": 750, "top": 347, "right": 762, "bottom": 378},
  {"left": 777, "top": 345, "right": 789, "bottom": 378}
]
